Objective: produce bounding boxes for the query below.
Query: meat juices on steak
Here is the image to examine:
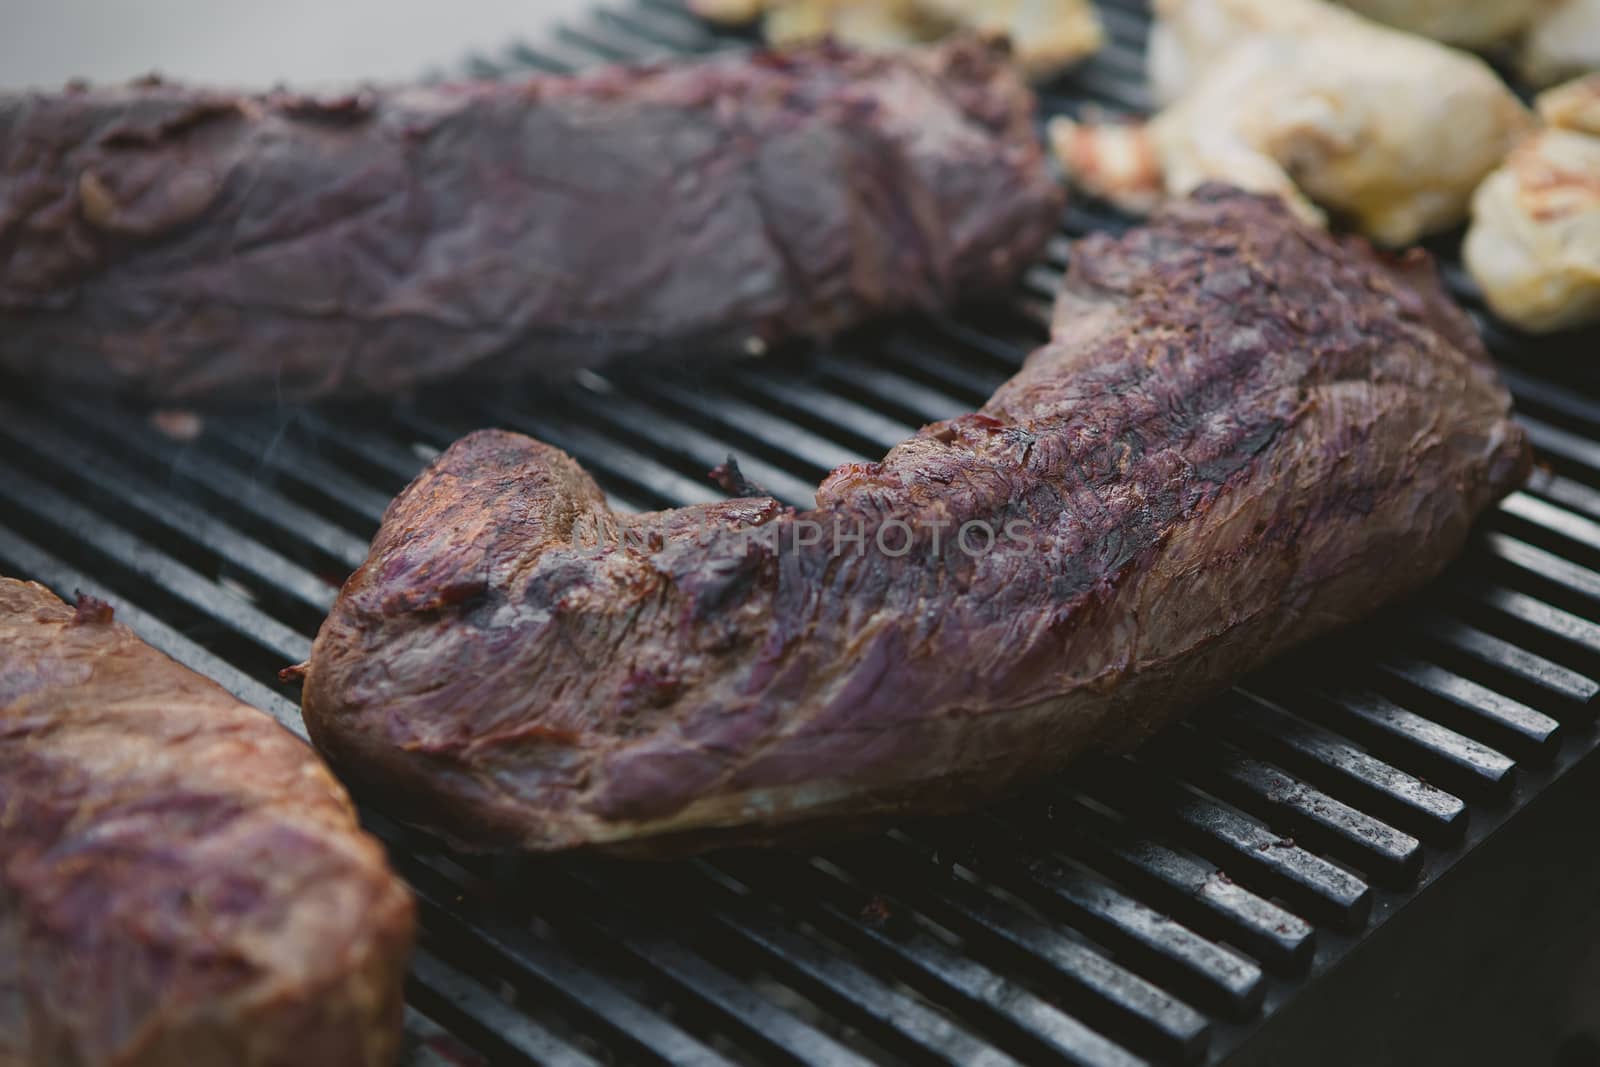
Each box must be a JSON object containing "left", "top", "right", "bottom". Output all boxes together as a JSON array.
[
  {"left": 302, "top": 187, "right": 1531, "bottom": 856},
  {"left": 0, "top": 36, "right": 1060, "bottom": 403},
  {"left": 0, "top": 580, "right": 414, "bottom": 1066}
]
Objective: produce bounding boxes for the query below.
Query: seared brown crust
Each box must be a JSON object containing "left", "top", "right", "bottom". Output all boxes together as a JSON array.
[
  {"left": 0, "top": 36, "right": 1061, "bottom": 402},
  {"left": 302, "top": 187, "right": 1530, "bottom": 856},
  {"left": 0, "top": 579, "right": 414, "bottom": 1066}
]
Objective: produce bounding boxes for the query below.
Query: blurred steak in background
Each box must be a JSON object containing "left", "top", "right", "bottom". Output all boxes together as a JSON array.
[{"left": 0, "top": 34, "right": 1061, "bottom": 403}]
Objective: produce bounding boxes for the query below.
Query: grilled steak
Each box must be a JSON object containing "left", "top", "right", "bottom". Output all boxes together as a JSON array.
[
  {"left": 301, "top": 187, "right": 1530, "bottom": 856},
  {"left": 0, "top": 36, "right": 1060, "bottom": 403},
  {"left": 0, "top": 579, "right": 414, "bottom": 1066}
]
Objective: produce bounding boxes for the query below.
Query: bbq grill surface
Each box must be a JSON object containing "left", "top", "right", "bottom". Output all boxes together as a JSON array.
[{"left": 5, "top": 2, "right": 1600, "bottom": 1065}]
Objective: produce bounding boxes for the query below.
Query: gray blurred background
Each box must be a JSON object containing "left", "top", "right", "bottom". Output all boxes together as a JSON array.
[{"left": 0, "top": 0, "right": 593, "bottom": 89}]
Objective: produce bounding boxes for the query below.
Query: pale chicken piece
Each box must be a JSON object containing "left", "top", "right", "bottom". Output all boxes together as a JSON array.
[
  {"left": 1052, "top": 0, "right": 1532, "bottom": 245},
  {"left": 686, "top": 0, "right": 1105, "bottom": 80},
  {"left": 763, "top": 0, "right": 925, "bottom": 50},
  {"left": 1465, "top": 76, "right": 1600, "bottom": 333},
  {"left": 1048, "top": 118, "right": 1168, "bottom": 214},
  {"left": 1144, "top": 0, "right": 1338, "bottom": 104},
  {"left": 692, "top": 0, "right": 771, "bottom": 22},
  {"left": 1539, "top": 70, "right": 1600, "bottom": 132},
  {"left": 1339, "top": 0, "right": 1548, "bottom": 49},
  {"left": 1328, "top": 0, "right": 1600, "bottom": 90},
  {"left": 1328, "top": 0, "right": 1598, "bottom": 87},
  {"left": 1520, "top": 0, "right": 1600, "bottom": 87},
  {"left": 914, "top": 0, "right": 1105, "bottom": 79}
]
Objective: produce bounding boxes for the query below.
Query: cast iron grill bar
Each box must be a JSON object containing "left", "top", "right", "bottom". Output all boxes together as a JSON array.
[
  {"left": 1459, "top": 584, "right": 1600, "bottom": 679},
  {"left": 655, "top": 860, "right": 1031, "bottom": 1067},
  {"left": 907, "top": 818, "right": 1266, "bottom": 1018},
  {"left": 503, "top": 41, "right": 583, "bottom": 74},
  {"left": 1520, "top": 419, "right": 1600, "bottom": 486},
  {"left": 712, "top": 853, "right": 1151, "bottom": 1067},
  {"left": 1484, "top": 531, "right": 1600, "bottom": 620},
  {"left": 632, "top": 375, "right": 871, "bottom": 481},
  {"left": 1136, "top": 731, "right": 1424, "bottom": 887},
  {"left": 206, "top": 421, "right": 401, "bottom": 529},
  {"left": 0, "top": 406, "right": 335, "bottom": 620},
  {"left": 818, "top": 836, "right": 1213, "bottom": 1064},
  {"left": 557, "top": 385, "right": 822, "bottom": 506},
  {"left": 808, "top": 352, "right": 975, "bottom": 425},
  {"left": 726, "top": 371, "right": 918, "bottom": 458},
  {"left": 1501, "top": 489, "right": 1600, "bottom": 572},
  {"left": 526, "top": 866, "right": 882, "bottom": 1067},
  {"left": 592, "top": 7, "right": 727, "bottom": 54},
  {"left": 393, "top": 847, "right": 738, "bottom": 1067},
  {"left": 1375, "top": 659, "right": 1562, "bottom": 760},
  {"left": 1, "top": 2, "right": 1598, "bottom": 1064},
  {"left": 405, "top": 1007, "right": 497, "bottom": 1067},
  {"left": 1268, "top": 683, "right": 1518, "bottom": 800},
  {"left": 273, "top": 410, "right": 442, "bottom": 488},
  {"left": 1526, "top": 473, "right": 1600, "bottom": 537},
  {"left": 485, "top": 402, "right": 731, "bottom": 507},
  {"left": 407, "top": 948, "right": 604, "bottom": 1067},
  {"left": 1204, "top": 696, "right": 1468, "bottom": 840},
  {"left": 1406, "top": 611, "right": 1599, "bottom": 711},
  {"left": 876, "top": 331, "right": 1008, "bottom": 403},
  {"left": 556, "top": 21, "right": 676, "bottom": 62},
  {"left": 998, "top": 795, "right": 1317, "bottom": 975},
  {"left": 49, "top": 396, "right": 374, "bottom": 570},
  {"left": 1071, "top": 762, "right": 1373, "bottom": 933},
  {"left": 0, "top": 457, "right": 313, "bottom": 667},
  {"left": 1497, "top": 368, "right": 1600, "bottom": 439}
]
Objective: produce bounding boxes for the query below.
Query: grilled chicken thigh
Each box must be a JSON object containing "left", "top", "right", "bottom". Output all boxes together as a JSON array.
[
  {"left": 688, "top": 0, "right": 1105, "bottom": 79},
  {"left": 1520, "top": 0, "right": 1600, "bottom": 86},
  {"left": 1336, "top": 0, "right": 1598, "bottom": 88},
  {"left": 1339, "top": 0, "right": 1549, "bottom": 49},
  {"left": 1051, "top": 0, "right": 1531, "bottom": 245},
  {"left": 1539, "top": 71, "right": 1600, "bottom": 130},
  {"left": 1465, "top": 75, "right": 1600, "bottom": 333}
]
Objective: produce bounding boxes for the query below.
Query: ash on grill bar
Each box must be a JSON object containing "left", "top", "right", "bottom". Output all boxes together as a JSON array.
[{"left": 2, "top": 2, "right": 1599, "bottom": 1067}]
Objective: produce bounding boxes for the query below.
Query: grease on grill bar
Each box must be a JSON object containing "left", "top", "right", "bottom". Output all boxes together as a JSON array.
[{"left": 2, "top": 1, "right": 1599, "bottom": 1065}]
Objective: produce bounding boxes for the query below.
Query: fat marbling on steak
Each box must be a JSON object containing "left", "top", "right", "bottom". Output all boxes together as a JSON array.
[
  {"left": 0, "top": 579, "right": 414, "bottom": 1066},
  {"left": 301, "top": 187, "right": 1530, "bottom": 855},
  {"left": 0, "top": 36, "right": 1060, "bottom": 402}
]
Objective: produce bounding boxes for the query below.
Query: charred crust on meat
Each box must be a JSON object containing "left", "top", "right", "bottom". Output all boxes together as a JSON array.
[
  {"left": 70, "top": 590, "right": 115, "bottom": 625},
  {"left": 709, "top": 455, "right": 771, "bottom": 499},
  {"left": 378, "top": 577, "right": 490, "bottom": 617}
]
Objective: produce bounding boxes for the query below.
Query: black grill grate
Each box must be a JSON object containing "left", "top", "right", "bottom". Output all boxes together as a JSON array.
[{"left": 5, "top": 2, "right": 1600, "bottom": 1064}]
